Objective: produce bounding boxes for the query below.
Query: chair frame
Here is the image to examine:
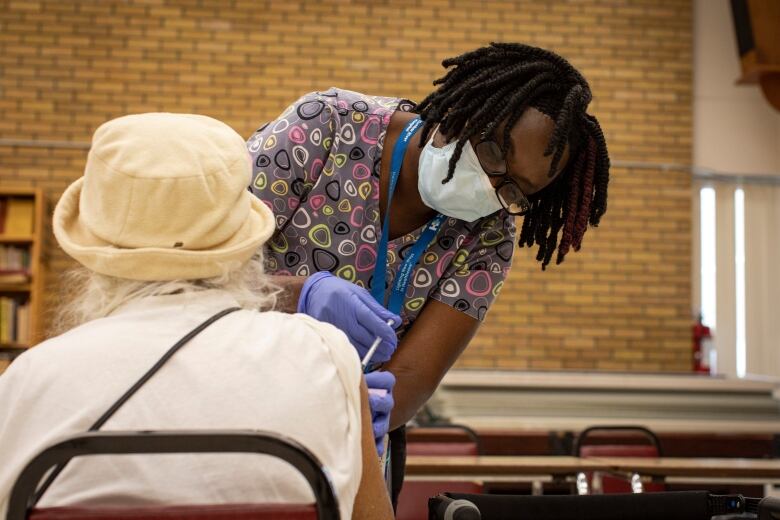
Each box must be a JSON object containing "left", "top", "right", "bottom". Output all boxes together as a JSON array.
[
  {"left": 406, "top": 422, "right": 483, "bottom": 455},
  {"left": 572, "top": 425, "right": 664, "bottom": 495},
  {"left": 6, "top": 430, "right": 339, "bottom": 520},
  {"left": 573, "top": 425, "right": 663, "bottom": 457},
  {"left": 398, "top": 423, "right": 484, "bottom": 520}
]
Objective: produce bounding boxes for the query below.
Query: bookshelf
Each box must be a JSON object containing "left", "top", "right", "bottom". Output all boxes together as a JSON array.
[{"left": 0, "top": 187, "right": 44, "bottom": 366}]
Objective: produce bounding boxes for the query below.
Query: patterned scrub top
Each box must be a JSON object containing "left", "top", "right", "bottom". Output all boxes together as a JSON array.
[{"left": 248, "top": 88, "right": 516, "bottom": 333}]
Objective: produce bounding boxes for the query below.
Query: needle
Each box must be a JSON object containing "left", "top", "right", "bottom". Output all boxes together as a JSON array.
[{"left": 361, "top": 319, "right": 396, "bottom": 371}]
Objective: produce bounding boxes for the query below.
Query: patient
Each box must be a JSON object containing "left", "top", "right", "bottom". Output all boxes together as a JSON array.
[{"left": 0, "top": 113, "right": 393, "bottom": 520}]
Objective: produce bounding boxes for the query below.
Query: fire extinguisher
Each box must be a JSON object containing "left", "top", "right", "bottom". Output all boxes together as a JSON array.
[{"left": 692, "top": 314, "right": 713, "bottom": 373}]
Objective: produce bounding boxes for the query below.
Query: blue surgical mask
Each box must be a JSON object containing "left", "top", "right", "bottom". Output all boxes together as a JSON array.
[{"left": 417, "top": 128, "right": 503, "bottom": 222}]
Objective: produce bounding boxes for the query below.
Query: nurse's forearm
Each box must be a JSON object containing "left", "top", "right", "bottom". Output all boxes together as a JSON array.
[
  {"left": 388, "top": 365, "right": 440, "bottom": 430},
  {"left": 383, "top": 299, "right": 480, "bottom": 430},
  {"left": 269, "top": 275, "right": 306, "bottom": 313}
]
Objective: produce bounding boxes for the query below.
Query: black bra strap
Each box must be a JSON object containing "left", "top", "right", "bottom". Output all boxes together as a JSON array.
[{"left": 30, "top": 306, "right": 242, "bottom": 507}]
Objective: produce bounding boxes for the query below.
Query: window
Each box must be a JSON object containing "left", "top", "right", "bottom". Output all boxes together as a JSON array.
[
  {"left": 699, "top": 187, "right": 716, "bottom": 329},
  {"left": 696, "top": 184, "right": 747, "bottom": 377}
]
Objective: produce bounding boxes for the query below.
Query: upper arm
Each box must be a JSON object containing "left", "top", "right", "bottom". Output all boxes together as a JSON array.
[
  {"left": 387, "top": 299, "right": 479, "bottom": 384},
  {"left": 428, "top": 213, "right": 516, "bottom": 321},
  {"left": 294, "top": 317, "right": 393, "bottom": 518},
  {"left": 247, "top": 92, "right": 335, "bottom": 231},
  {"left": 351, "top": 379, "right": 394, "bottom": 520}
]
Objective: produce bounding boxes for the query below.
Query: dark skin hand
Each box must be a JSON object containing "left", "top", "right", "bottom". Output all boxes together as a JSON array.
[{"left": 272, "top": 107, "right": 569, "bottom": 429}]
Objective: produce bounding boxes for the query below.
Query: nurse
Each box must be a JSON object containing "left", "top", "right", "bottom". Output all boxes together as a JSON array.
[{"left": 248, "top": 42, "right": 610, "bottom": 501}]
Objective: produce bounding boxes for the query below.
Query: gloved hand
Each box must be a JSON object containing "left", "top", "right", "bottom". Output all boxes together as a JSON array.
[
  {"left": 298, "top": 271, "right": 401, "bottom": 363},
  {"left": 365, "top": 370, "right": 396, "bottom": 457}
]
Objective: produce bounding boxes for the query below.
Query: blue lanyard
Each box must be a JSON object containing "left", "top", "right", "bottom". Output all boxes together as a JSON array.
[{"left": 371, "top": 117, "right": 447, "bottom": 315}]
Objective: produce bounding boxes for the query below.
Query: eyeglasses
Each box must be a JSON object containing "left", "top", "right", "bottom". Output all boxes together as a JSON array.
[{"left": 474, "top": 139, "right": 531, "bottom": 216}]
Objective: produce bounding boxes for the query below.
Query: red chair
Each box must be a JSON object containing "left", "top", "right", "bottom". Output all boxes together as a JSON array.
[
  {"left": 396, "top": 424, "right": 483, "bottom": 520},
  {"left": 7, "top": 430, "right": 339, "bottom": 520},
  {"left": 573, "top": 425, "right": 665, "bottom": 494}
]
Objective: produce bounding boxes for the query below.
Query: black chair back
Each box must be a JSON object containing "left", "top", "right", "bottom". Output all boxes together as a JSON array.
[{"left": 6, "top": 430, "right": 339, "bottom": 520}]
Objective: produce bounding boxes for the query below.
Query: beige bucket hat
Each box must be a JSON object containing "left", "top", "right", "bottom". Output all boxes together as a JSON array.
[{"left": 53, "top": 113, "right": 275, "bottom": 281}]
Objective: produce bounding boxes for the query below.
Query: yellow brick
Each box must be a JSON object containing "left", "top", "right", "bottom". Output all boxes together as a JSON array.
[
  {"left": 9, "top": 1, "right": 42, "bottom": 11},
  {"left": 4, "top": 0, "right": 693, "bottom": 371}
]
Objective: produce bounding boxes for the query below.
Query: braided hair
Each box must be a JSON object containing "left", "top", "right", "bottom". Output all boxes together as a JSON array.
[{"left": 414, "top": 42, "right": 610, "bottom": 269}]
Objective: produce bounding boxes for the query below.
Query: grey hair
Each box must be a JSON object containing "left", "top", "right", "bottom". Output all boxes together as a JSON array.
[{"left": 50, "top": 253, "right": 280, "bottom": 337}]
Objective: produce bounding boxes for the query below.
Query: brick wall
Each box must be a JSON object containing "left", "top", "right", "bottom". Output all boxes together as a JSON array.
[{"left": 0, "top": 0, "right": 692, "bottom": 372}]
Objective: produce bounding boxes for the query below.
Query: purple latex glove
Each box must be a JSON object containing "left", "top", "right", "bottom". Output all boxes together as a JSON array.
[
  {"left": 298, "top": 271, "right": 401, "bottom": 363},
  {"left": 365, "top": 370, "right": 396, "bottom": 457}
]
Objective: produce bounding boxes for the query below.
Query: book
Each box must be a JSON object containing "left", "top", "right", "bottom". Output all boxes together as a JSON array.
[
  {"left": 0, "top": 273, "right": 29, "bottom": 284},
  {"left": 0, "top": 199, "right": 6, "bottom": 234},
  {"left": 9, "top": 299, "right": 15, "bottom": 343},
  {"left": 0, "top": 246, "right": 31, "bottom": 278},
  {"left": 16, "top": 303, "right": 29, "bottom": 345},
  {"left": 0, "top": 299, "right": 7, "bottom": 344},
  {"left": 3, "top": 198, "right": 34, "bottom": 236}
]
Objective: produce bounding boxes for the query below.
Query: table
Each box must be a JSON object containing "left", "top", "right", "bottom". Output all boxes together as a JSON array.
[
  {"left": 406, "top": 456, "right": 608, "bottom": 479},
  {"left": 405, "top": 455, "right": 780, "bottom": 485},
  {"left": 601, "top": 456, "right": 780, "bottom": 481},
  {"left": 406, "top": 427, "right": 777, "bottom": 458}
]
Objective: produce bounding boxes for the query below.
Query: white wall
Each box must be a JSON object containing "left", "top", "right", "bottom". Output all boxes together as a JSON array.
[
  {"left": 693, "top": 0, "right": 780, "bottom": 379},
  {"left": 694, "top": 0, "right": 780, "bottom": 175}
]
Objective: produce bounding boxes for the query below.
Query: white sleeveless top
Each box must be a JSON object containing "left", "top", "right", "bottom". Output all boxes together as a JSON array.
[{"left": 0, "top": 290, "right": 363, "bottom": 520}]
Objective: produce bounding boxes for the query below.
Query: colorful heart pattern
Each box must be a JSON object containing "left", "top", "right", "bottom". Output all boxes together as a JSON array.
[{"left": 248, "top": 88, "right": 516, "bottom": 330}]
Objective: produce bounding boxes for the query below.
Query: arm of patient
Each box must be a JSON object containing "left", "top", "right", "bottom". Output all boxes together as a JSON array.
[
  {"left": 352, "top": 378, "right": 394, "bottom": 520},
  {"left": 268, "top": 275, "right": 306, "bottom": 313}
]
